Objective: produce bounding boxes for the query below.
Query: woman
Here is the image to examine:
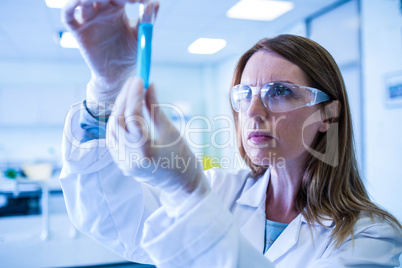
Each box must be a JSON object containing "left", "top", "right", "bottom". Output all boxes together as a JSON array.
[{"left": 60, "top": 0, "right": 402, "bottom": 267}]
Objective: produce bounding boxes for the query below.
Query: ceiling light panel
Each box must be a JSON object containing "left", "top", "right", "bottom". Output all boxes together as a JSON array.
[
  {"left": 188, "top": 38, "right": 227, "bottom": 54},
  {"left": 45, "top": 0, "right": 69, "bottom": 8},
  {"left": 226, "top": 0, "right": 294, "bottom": 21}
]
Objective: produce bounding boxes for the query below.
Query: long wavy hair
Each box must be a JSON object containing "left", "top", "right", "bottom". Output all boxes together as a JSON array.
[{"left": 231, "top": 34, "right": 401, "bottom": 246}]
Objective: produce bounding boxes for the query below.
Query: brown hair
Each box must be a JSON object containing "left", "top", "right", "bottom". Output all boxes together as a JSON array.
[{"left": 231, "top": 34, "right": 401, "bottom": 246}]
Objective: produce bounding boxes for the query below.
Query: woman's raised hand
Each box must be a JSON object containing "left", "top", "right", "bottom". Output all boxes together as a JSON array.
[
  {"left": 106, "top": 77, "right": 210, "bottom": 217},
  {"left": 62, "top": 0, "right": 159, "bottom": 106}
]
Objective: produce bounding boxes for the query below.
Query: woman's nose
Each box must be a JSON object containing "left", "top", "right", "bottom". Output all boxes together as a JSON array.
[{"left": 246, "top": 95, "right": 268, "bottom": 118}]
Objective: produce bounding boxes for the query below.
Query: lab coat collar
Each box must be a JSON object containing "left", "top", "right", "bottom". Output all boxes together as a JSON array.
[
  {"left": 267, "top": 214, "right": 335, "bottom": 262},
  {"left": 234, "top": 166, "right": 336, "bottom": 261},
  {"left": 266, "top": 213, "right": 301, "bottom": 261},
  {"left": 234, "top": 167, "right": 271, "bottom": 252},
  {"left": 236, "top": 167, "right": 271, "bottom": 208},
  {"left": 235, "top": 166, "right": 335, "bottom": 228},
  {"left": 301, "top": 214, "right": 335, "bottom": 227}
]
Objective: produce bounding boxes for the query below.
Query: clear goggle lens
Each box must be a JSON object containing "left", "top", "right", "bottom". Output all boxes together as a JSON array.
[{"left": 231, "top": 82, "right": 331, "bottom": 113}]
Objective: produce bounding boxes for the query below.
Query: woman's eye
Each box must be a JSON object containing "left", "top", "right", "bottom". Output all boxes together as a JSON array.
[
  {"left": 239, "top": 88, "right": 252, "bottom": 100},
  {"left": 269, "top": 85, "right": 293, "bottom": 97},
  {"left": 275, "top": 86, "right": 291, "bottom": 95}
]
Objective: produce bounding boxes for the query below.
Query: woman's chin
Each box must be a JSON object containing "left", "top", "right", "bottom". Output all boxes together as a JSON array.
[
  {"left": 247, "top": 151, "right": 286, "bottom": 168},
  {"left": 248, "top": 154, "right": 271, "bottom": 166}
]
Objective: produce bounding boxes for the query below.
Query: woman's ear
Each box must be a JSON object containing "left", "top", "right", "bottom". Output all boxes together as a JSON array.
[{"left": 319, "top": 100, "right": 340, "bottom": 133}]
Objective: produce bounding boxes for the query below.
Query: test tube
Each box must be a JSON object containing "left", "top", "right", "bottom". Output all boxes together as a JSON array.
[{"left": 136, "top": 2, "right": 156, "bottom": 89}]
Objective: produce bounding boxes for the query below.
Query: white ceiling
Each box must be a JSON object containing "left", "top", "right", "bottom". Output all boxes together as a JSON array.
[{"left": 0, "top": 0, "right": 342, "bottom": 65}]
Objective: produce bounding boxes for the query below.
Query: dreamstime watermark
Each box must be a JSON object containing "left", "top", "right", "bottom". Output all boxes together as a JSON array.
[{"left": 64, "top": 101, "right": 339, "bottom": 167}]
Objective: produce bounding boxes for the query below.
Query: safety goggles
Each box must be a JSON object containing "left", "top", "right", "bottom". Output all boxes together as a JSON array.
[{"left": 230, "top": 82, "right": 331, "bottom": 113}]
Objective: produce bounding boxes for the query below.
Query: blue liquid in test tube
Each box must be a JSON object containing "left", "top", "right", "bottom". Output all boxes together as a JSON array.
[{"left": 136, "top": 3, "right": 155, "bottom": 90}]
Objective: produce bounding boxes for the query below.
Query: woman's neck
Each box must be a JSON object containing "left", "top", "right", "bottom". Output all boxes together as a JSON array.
[{"left": 265, "top": 160, "right": 303, "bottom": 224}]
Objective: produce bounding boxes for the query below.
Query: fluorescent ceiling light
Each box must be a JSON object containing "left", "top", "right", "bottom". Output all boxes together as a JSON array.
[
  {"left": 226, "top": 0, "right": 294, "bottom": 21},
  {"left": 59, "top": 32, "right": 79, "bottom": 48},
  {"left": 46, "top": 0, "right": 138, "bottom": 23},
  {"left": 188, "top": 38, "right": 227, "bottom": 54},
  {"left": 45, "top": 0, "right": 69, "bottom": 8}
]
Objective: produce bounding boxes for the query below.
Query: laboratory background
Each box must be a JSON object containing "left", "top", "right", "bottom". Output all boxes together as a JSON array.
[{"left": 0, "top": 0, "right": 401, "bottom": 267}]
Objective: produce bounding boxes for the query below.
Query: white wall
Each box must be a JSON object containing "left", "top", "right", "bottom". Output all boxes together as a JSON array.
[
  {"left": 209, "top": 56, "right": 239, "bottom": 167},
  {"left": 199, "top": 56, "right": 242, "bottom": 169},
  {"left": 308, "top": 0, "right": 363, "bottom": 170},
  {"left": 0, "top": 60, "right": 88, "bottom": 165},
  {"left": 361, "top": 0, "right": 402, "bottom": 222}
]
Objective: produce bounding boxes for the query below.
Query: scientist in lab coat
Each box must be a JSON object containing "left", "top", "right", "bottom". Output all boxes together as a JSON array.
[{"left": 60, "top": 0, "right": 402, "bottom": 267}]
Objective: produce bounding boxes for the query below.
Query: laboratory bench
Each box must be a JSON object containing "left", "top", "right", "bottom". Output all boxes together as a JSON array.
[{"left": 0, "top": 176, "right": 153, "bottom": 268}]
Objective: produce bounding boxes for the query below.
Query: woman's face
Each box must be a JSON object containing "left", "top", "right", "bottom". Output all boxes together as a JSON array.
[{"left": 239, "top": 50, "right": 324, "bottom": 167}]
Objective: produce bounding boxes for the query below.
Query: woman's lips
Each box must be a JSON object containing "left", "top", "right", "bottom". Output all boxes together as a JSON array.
[{"left": 248, "top": 131, "right": 273, "bottom": 144}]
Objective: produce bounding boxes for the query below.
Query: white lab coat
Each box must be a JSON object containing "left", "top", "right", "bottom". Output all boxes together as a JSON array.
[{"left": 60, "top": 103, "right": 402, "bottom": 267}]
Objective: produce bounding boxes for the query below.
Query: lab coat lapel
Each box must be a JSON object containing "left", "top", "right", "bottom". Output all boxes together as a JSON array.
[
  {"left": 265, "top": 214, "right": 302, "bottom": 262},
  {"left": 233, "top": 168, "right": 271, "bottom": 252},
  {"left": 266, "top": 214, "right": 334, "bottom": 262}
]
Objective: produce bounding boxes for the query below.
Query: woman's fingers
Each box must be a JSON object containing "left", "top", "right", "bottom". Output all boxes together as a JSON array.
[
  {"left": 61, "top": 0, "right": 81, "bottom": 30},
  {"left": 144, "top": 84, "right": 169, "bottom": 128},
  {"left": 114, "top": 0, "right": 148, "bottom": 5},
  {"left": 141, "top": 1, "right": 159, "bottom": 22},
  {"left": 153, "top": 2, "right": 160, "bottom": 21},
  {"left": 128, "top": 1, "right": 159, "bottom": 30},
  {"left": 114, "top": 77, "right": 150, "bottom": 147},
  {"left": 62, "top": 0, "right": 157, "bottom": 29},
  {"left": 123, "top": 77, "right": 146, "bottom": 132},
  {"left": 145, "top": 84, "right": 182, "bottom": 147},
  {"left": 81, "top": 2, "right": 97, "bottom": 22},
  {"left": 81, "top": 0, "right": 109, "bottom": 4},
  {"left": 107, "top": 76, "right": 151, "bottom": 161},
  {"left": 94, "top": 0, "right": 111, "bottom": 10}
]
